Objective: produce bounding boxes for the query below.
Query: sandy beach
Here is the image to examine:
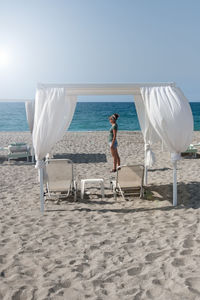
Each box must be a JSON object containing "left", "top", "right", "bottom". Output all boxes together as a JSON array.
[{"left": 1, "top": 131, "right": 200, "bottom": 300}]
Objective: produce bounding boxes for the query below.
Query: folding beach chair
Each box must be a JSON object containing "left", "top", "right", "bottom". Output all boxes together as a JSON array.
[
  {"left": 44, "top": 159, "right": 77, "bottom": 201},
  {"left": 111, "top": 165, "right": 145, "bottom": 200},
  {"left": 7, "top": 142, "right": 31, "bottom": 162}
]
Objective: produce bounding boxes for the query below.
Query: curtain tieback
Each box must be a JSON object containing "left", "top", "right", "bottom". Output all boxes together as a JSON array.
[
  {"left": 145, "top": 143, "right": 155, "bottom": 167},
  {"left": 171, "top": 153, "right": 181, "bottom": 163},
  {"left": 35, "top": 160, "right": 45, "bottom": 169}
]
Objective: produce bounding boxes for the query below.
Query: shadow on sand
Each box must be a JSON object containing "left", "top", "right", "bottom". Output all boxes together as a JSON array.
[
  {"left": 53, "top": 153, "right": 107, "bottom": 163},
  {"left": 45, "top": 181, "right": 200, "bottom": 213},
  {"left": 0, "top": 153, "right": 107, "bottom": 165},
  {"left": 0, "top": 155, "right": 34, "bottom": 166}
]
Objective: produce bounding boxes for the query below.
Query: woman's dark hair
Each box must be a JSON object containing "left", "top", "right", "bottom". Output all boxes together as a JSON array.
[
  {"left": 110, "top": 113, "right": 119, "bottom": 121},
  {"left": 113, "top": 113, "right": 119, "bottom": 120}
]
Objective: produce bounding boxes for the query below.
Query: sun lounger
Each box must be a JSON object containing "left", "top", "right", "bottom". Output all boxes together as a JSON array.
[
  {"left": 110, "top": 165, "right": 145, "bottom": 200},
  {"left": 44, "top": 158, "right": 77, "bottom": 201},
  {"left": 7, "top": 142, "right": 30, "bottom": 161},
  {"left": 181, "top": 145, "right": 197, "bottom": 158},
  {"left": 190, "top": 143, "right": 200, "bottom": 147}
]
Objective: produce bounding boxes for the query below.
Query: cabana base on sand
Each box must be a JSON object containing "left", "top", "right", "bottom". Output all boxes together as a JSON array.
[{"left": 30, "top": 83, "right": 193, "bottom": 213}]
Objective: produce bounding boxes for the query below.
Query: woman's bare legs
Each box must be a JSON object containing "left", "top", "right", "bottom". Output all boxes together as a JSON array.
[
  {"left": 111, "top": 147, "right": 117, "bottom": 170},
  {"left": 111, "top": 147, "right": 120, "bottom": 171},
  {"left": 116, "top": 149, "right": 120, "bottom": 167}
]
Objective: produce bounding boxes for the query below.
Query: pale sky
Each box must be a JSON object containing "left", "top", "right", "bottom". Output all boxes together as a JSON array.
[{"left": 0, "top": 0, "right": 200, "bottom": 101}]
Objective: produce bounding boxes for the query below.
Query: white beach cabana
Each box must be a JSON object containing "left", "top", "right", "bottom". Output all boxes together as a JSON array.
[{"left": 32, "top": 83, "right": 193, "bottom": 213}]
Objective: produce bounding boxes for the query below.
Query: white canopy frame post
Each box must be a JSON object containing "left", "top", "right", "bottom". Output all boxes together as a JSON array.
[
  {"left": 31, "top": 147, "right": 35, "bottom": 163},
  {"left": 39, "top": 162, "right": 44, "bottom": 214},
  {"left": 171, "top": 153, "right": 180, "bottom": 206},
  {"left": 40, "top": 168, "right": 44, "bottom": 213},
  {"left": 144, "top": 108, "right": 149, "bottom": 186},
  {"left": 144, "top": 145, "right": 148, "bottom": 185},
  {"left": 173, "top": 161, "right": 177, "bottom": 206}
]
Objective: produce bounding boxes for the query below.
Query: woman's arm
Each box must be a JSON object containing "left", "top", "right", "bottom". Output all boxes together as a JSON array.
[{"left": 111, "top": 129, "right": 117, "bottom": 148}]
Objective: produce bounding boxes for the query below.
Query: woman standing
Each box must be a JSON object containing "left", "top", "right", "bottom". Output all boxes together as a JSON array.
[{"left": 108, "top": 113, "right": 120, "bottom": 172}]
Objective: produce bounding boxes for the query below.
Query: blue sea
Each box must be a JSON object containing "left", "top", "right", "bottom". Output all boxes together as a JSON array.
[{"left": 0, "top": 102, "right": 200, "bottom": 131}]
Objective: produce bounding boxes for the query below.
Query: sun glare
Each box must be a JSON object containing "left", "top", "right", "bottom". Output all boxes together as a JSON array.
[{"left": 0, "top": 49, "right": 11, "bottom": 68}]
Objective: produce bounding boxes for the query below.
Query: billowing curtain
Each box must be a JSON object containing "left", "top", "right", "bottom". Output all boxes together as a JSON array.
[
  {"left": 134, "top": 94, "right": 159, "bottom": 167},
  {"left": 140, "top": 86, "right": 193, "bottom": 160},
  {"left": 25, "top": 101, "right": 35, "bottom": 133},
  {"left": 32, "top": 85, "right": 77, "bottom": 165}
]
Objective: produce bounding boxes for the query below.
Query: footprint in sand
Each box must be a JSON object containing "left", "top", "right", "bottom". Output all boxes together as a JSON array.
[
  {"left": 124, "top": 288, "right": 138, "bottom": 296},
  {"left": 0, "top": 238, "right": 10, "bottom": 245},
  {"left": 92, "top": 231, "right": 102, "bottom": 236},
  {"left": 183, "top": 237, "right": 194, "bottom": 248},
  {"left": 72, "top": 263, "right": 89, "bottom": 274},
  {"left": 171, "top": 258, "right": 185, "bottom": 267},
  {"left": 90, "top": 245, "right": 99, "bottom": 251},
  {"left": 180, "top": 249, "right": 192, "bottom": 255},
  {"left": 127, "top": 237, "right": 136, "bottom": 243},
  {"left": 145, "top": 251, "right": 166, "bottom": 262},
  {"left": 100, "top": 239, "right": 112, "bottom": 246},
  {"left": 106, "top": 222, "right": 115, "bottom": 228},
  {"left": 69, "top": 259, "right": 76, "bottom": 265},
  {"left": 11, "top": 286, "right": 26, "bottom": 300},
  {"left": 103, "top": 251, "right": 114, "bottom": 258},
  {"left": 185, "top": 277, "right": 200, "bottom": 296},
  {"left": 48, "top": 280, "right": 71, "bottom": 297},
  {"left": 127, "top": 266, "right": 142, "bottom": 276},
  {"left": 92, "top": 278, "right": 104, "bottom": 289},
  {"left": 146, "top": 286, "right": 163, "bottom": 299},
  {"left": 152, "top": 279, "right": 162, "bottom": 285}
]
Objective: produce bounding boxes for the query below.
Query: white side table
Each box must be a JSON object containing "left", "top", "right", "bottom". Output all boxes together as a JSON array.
[{"left": 81, "top": 179, "right": 104, "bottom": 200}]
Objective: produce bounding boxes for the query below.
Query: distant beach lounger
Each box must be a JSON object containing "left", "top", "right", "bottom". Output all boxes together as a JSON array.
[
  {"left": 44, "top": 158, "right": 77, "bottom": 201},
  {"left": 110, "top": 165, "right": 145, "bottom": 200},
  {"left": 7, "top": 142, "right": 31, "bottom": 161},
  {"left": 181, "top": 144, "right": 198, "bottom": 158}
]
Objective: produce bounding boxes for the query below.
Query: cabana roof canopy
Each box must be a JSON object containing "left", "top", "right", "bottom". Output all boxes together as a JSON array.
[{"left": 38, "top": 82, "right": 175, "bottom": 96}]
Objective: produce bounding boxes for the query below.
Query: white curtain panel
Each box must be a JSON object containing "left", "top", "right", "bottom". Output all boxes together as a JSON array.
[
  {"left": 140, "top": 86, "right": 193, "bottom": 155},
  {"left": 25, "top": 101, "right": 35, "bottom": 133},
  {"left": 134, "top": 94, "right": 160, "bottom": 145},
  {"left": 134, "top": 94, "right": 159, "bottom": 167},
  {"left": 32, "top": 85, "right": 77, "bottom": 163}
]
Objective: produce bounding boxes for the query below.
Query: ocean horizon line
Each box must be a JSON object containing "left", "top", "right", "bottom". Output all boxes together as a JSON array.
[
  {"left": 0, "top": 100, "right": 200, "bottom": 103},
  {"left": 0, "top": 129, "right": 142, "bottom": 133}
]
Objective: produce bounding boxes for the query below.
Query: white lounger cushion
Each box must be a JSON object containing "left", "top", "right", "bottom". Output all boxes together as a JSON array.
[
  {"left": 8, "top": 145, "right": 29, "bottom": 153},
  {"left": 117, "top": 165, "right": 144, "bottom": 189},
  {"left": 45, "top": 159, "right": 73, "bottom": 192}
]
